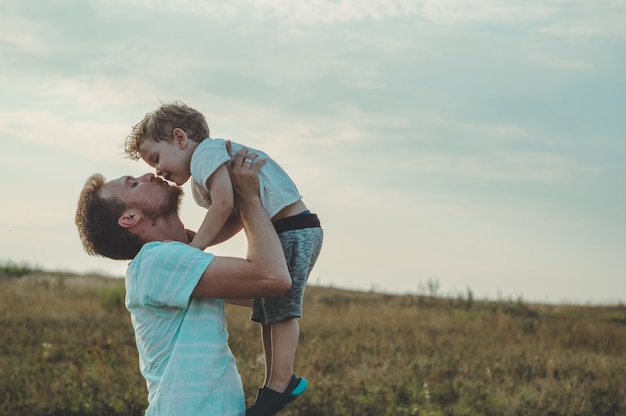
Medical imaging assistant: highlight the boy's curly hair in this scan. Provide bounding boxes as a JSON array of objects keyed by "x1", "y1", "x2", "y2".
[{"x1": 125, "y1": 101, "x2": 211, "y2": 160}]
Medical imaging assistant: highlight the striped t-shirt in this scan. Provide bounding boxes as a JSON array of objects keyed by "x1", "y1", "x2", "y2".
[{"x1": 125, "y1": 241, "x2": 245, "y2": 416}]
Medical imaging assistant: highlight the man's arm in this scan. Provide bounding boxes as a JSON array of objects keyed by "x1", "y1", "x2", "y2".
[
  {"x1": 224, "y1": 299, "x2": 252, "y2": 307},
  {"x1": 191, "y1": 148, "x2": 291, "y2": 299}
]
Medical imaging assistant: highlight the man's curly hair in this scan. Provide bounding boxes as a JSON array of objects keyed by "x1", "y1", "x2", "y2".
[{"x1": 125, "y1": 101, "x2": 211, "y2": 160}]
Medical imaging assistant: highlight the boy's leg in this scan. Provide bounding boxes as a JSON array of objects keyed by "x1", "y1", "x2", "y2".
[
  {"x1": 251, "y1": 300, "x2": 269, "y2": 405},
  {"x1": 247, "y1": 319, "x2": 305, "y2": 415},
  {"x1": 260, "y1": 226, "x2": 322, "y2": 392},
  {"x1": 250, "y1": 323, "x2": 272, "y2": 406},
  {"x1": 261, "y1": 323, "x2": 273, "y2": 386},
  {"x1": 248, "y1": 319, "x2": 302, "y2": 414},
  {"x1": 267, "y1": 318, "x2": 300, "y2": 393},
  {"x1": 247, "y1": 225, "x2": 322, "y2": 414}
]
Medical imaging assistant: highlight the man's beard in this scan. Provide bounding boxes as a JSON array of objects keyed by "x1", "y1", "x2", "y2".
[{"x1": 142, "y1": 185, "x2": 184, "y2": 224}]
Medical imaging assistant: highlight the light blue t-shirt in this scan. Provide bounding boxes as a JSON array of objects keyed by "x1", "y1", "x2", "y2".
[
  {"x1": 190, "y1": 138, "x2": 302, "y2": 218},
  {"x1": 125, "y1": 241, "x2": 245, "y2": 416}
]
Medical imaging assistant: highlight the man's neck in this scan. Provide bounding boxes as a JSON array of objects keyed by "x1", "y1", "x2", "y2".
[{"x1": 141, "y1": 214, "x2": 188, "y2": 244}]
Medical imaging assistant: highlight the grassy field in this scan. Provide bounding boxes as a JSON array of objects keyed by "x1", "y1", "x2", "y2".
[{"x1": 1, "y1": 265, "x2": 625, "y2": 416}]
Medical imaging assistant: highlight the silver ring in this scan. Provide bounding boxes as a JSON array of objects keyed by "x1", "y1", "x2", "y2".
[{"x1": 244, "y1": 157, "x2": 254, "y2": 164}]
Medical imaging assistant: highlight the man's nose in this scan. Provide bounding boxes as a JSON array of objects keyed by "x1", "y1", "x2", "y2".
[{"x1": 138, "y1": 173, "x2": 155, "y2": 182}]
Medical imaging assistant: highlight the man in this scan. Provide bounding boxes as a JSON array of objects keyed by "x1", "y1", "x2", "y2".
[{"x1": 75, "y1": 147, "x2": 291, "y2": 415}]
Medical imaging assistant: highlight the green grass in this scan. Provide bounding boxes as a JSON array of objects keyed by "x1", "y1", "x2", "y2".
[
  {"x1": 1, "y1": 267, "x2": 625, "y2": 416},
  {"x1": 0, "y1": 261, "x2": 43, "y2": 279}
]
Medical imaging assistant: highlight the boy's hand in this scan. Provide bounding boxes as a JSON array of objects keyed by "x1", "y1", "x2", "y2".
[
  {"x1": 229, "y1": 147, "x2": 266, "y2": 204},
  {"x1": 184, "y1": 229, "x2": 197, "y2": 243}
]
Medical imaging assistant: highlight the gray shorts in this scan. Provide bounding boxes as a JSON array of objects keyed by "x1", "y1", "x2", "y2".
[{"x1": 251, "y1": 214, "x2": 323, "y2": 325}]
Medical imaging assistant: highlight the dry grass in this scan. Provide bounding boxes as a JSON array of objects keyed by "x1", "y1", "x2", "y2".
[{"x1": 1, "y1": 269, "x2": 625, "y2": 416}]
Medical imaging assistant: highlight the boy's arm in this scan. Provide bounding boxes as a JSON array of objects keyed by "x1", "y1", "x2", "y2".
[
  {"x1": 184, "y1": 214, "x2": 242, "y2": 246},
  {"x1": 192, "y1": 148, "x2": 291, "y2": 299},
  {"x1": 189, "y1": 164, "x2": 235, "y2": 249},
  {"x1": 207, "y1": 212, "x2": 243, "y2": 246}
]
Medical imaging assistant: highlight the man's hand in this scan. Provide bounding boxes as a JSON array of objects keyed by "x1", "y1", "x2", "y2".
[{"x1": 229, "y1": 145, "x2": 266, "y2": 205}]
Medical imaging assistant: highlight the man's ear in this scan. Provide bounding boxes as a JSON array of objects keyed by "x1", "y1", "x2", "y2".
[
  {"x1": 118, "y1": 209, "x2": 142, "y2": 229},
  {"x1": 172, "y1": 128, "x2": 188, "y2": 149}
]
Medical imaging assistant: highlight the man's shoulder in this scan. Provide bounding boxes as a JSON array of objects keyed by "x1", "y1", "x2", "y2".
[
  {"x1": 127, "y1": 242, "x2": 214, "y2": 295},
  {"x1": 143, "y1": 241, "x2": 214, "y2": 259},
  {"x1": 137, "y1": 240, "x2": 187, "y2": 256},
  {"x1": 131, "y1": 241, "x2": 204, "y2": 269}
]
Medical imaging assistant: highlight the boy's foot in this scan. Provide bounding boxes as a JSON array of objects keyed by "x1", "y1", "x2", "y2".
[{"x1": 246, "y1": 375, "x2": 308, "y2": 416}]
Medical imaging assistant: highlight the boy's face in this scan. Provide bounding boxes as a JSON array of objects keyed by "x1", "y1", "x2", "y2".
[{"x1": 139, "y1": 135, "x2": 193, "y2": 186}]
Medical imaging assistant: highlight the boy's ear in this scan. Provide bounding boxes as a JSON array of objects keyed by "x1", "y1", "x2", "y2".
[
  {"x1": 172, "y1": 128, "x2": 188, "y2": 149},
  {"x1": 118, "y1": 209, "x2": 142, "y2": 229}
]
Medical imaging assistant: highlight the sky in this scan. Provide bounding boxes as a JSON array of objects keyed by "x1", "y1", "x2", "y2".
[{"x1": 1, "y1": 0, "x2": 624, "y2": 304}]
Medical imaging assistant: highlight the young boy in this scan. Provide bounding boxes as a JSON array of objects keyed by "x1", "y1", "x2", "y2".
[{"x1": 125, "y1": 101, "x2": 323, "y2": 415}]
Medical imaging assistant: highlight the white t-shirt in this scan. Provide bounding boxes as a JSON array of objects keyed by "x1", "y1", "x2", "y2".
[
  {"x1": 125, "y1": 241, "x2": 245, "y2": 416},
  {"x1": 190, "y1": 138, "x2": 302, "y2": 218}
]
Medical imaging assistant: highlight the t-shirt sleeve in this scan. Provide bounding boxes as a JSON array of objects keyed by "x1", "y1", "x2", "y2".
[
  {"x1": 131, "y1": 241, "x2": 215, "y2": 309},
  {"x1": 190, "y1": 138, "x2": 231, "y2": 192}
]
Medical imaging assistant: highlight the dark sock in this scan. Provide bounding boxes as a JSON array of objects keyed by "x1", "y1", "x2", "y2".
[{"x1": 253, "y1": 387, "x2": 264, "y2": 405}]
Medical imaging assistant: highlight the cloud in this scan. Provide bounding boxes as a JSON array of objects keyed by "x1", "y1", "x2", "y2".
[
  {"x1": 400, "y1": 151, "x2": 581, "y2": 184},
  {"x1": 0, "y1": 108, "x2": 128, "y2": 162},
  {"x1": 421, "y1": 0, "x2": 626, "y2": 41},
  {"x1": 39, "y1": 76, "x2": 161, "y2": 109},
  {"x1": 121, "y1": 0, "x2": 621, "y2": 42},
  {"x1": 528, "y1": 53, "x2": 594, "y2": 72},
  {"x1": 0, "y1": 14, "x2": 49, "y2": 54},
  {"x1": 118, "y1": 0, "x2": 420, "y2": 25},
  {"x1": 537, "y1": 4, "x2": 626, "y2": 39},
  {"x1": 420, "y1": 0, "x2": 555, "y2": 25}
]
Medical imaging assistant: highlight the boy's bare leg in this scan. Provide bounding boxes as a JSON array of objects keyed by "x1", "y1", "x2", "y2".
[
  {"x1": 261, "y1": 323, "x2": 273, "y2": 386},
  {"x1": 247, "y1": 319, "x2": 306, "y2": 415},
  {"x1": 267, "y1": 318, "x2": 299, "y2": 393}
]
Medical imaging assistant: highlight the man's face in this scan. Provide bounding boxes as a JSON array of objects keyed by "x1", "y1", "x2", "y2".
[{"x1": 101, "y1": 173, "x2": 183, "y2": 219}]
